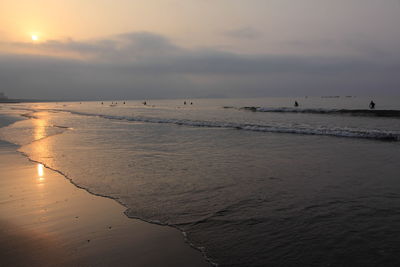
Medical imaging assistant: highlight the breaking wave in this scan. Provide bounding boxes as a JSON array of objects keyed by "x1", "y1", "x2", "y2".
[
  {"x1": 57, "y1": 109, "x2": 400, "y2": 141},
  {"x1": 237, "y1": 106, "x2": 400, "y2": 117}
]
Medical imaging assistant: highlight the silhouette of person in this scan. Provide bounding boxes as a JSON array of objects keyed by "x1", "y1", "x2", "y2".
[
  {"x1": 143, "y1": 101, "x2": 147, "y2": 105},
  {"x1": 294, "y1": 101, "x2": 299, "y2": 107},
  {"x1": 190, "y1": 102, "x2": 193, "y2": 105},
  {"x1": 184, "y1": 101, "x2": 187, "y2": 105},
  {"x1": 369, "y1": 101, "x2": 375, "y2": 109}
]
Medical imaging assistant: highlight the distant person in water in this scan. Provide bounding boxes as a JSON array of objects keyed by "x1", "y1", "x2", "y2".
[
  {"x1": 369, "y1": 101, "x2": 375, "y2": 109},
  {"x1": 294, "y1": 101, "x2": 299, "y2": 107},
  {"x1": 184, "y1": 101, "x2": 187, "y2": 105},
  {"x1": 143, "y1": 101, "x2": 147, "y2": 105},
  {"x1": 190, "y1": 102, "x2": 193, "y2": 105}
]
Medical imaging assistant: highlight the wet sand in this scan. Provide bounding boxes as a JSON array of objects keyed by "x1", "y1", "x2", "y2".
[{"x1": 0, "y1": 141, "x2": 210, "y2": 267}]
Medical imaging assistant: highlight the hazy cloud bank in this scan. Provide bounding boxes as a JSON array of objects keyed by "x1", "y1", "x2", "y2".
[{"x1": 1, "y1": 32, "x2": 399, "y2": 100}]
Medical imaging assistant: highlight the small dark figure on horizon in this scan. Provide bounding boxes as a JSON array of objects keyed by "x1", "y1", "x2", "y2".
[
  {"x1": 369, "y1": 101, "x2": 375, "y2": 109},
  {"x1": 143, "y1": 101, "x2": 147, "y2": 105},
  {"x1": 190, "y1": 102, "x2": 193, "y2": 105},
  {"x1": 123, "y1": 101, "x2": 125, "y2": 104},
  {"x1": 184, "y1": 101, "x2": 187, "y2": 105},
  {"x1": 294, "y1": 101, "x2": 299, "y2": 107},
  {"x1": 101, "y1": 102, "x2": 103, "y2": 105}
]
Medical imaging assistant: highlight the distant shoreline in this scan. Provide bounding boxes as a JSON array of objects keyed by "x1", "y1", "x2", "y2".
[
  {"x1": 0, "y1": 99, "x2": 55, "y2": 103},
  {"x1": 0, "y1": 100, "x2": 20, "y2": 103}
]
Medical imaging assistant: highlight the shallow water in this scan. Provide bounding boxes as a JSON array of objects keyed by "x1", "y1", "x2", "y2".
[{"x1": 1, "y1": 97, "x2": 400, "y2": 266}]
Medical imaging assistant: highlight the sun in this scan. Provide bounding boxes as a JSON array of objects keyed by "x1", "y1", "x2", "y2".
[{"x1": 31, "y1": 35, "x2": 39, "y2": 41}]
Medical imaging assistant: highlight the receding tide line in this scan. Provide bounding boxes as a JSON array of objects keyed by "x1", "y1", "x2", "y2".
[
  {"x1": 16, "y1": 150, "x2": 217, "y2": 266},
  {"x1": 56, "y1": 109, "x2": 400, "y2": 142},
  {"x1": 3, "y1": 111, "x2": 217, "y2": 267}
]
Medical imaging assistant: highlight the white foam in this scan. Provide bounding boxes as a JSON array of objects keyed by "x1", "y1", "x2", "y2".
[{"x1": 58, "y1": 110, "x2": 400, "y2": 141}]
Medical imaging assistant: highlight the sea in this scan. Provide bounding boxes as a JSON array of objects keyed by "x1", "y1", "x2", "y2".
[{"x1": 1, "y1": 96, "x2": 400, "y2": 267}]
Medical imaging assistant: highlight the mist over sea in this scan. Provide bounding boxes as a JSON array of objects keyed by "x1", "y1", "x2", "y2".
[{"x1": 1, "y1": 97, "x2": 400, "y2": 266}]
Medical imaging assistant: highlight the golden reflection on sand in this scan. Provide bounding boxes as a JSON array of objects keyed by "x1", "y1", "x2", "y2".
[
  {"x1": 37, "y1": 163, "x2": 45, "y2": 185},
  {"x1": 38, "y1": 163, "x2": 44, "y2": 177}
]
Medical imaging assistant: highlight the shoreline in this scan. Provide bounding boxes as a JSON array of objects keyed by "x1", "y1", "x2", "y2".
[
  {"x1": 18, "y1": 149, "x2": 216, "y2": 266},
  {"x1": 0, "y1": 140, "x2": 211, "y2": 266}
]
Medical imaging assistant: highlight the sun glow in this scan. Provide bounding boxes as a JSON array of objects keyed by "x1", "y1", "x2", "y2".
[{"x1": 31, "y1": 35, "x2": 39, "y2": 41}]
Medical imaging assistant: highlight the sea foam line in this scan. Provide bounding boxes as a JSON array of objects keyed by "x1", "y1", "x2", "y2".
[
  {"x1": 56, "y1": 109, "x2": 400, "y2": 141},
  {"x1": 237, "y1": 106, "x2": 400, "y2": 117}
]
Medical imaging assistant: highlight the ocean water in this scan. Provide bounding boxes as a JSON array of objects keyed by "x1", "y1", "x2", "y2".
[{"x1": 1, "y1": 97, "x2": 400, "y2": 266}]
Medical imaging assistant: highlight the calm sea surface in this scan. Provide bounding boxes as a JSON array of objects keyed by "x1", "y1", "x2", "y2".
[{"x1": 1, "y1": 97, "x2": 400, "y2": 266}]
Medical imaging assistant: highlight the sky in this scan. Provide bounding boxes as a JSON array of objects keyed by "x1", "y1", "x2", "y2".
[{"x1": 1, "y1": 0, "x2": 400, "y2": 100}]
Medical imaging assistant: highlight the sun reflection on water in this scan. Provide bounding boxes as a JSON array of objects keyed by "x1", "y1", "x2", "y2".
[
  {"x1": 31, "y1": 112, "x2": 52, "y2": 174},
  {"x1": 34, "y1": 117, "x2": 47, "y2": 141}
]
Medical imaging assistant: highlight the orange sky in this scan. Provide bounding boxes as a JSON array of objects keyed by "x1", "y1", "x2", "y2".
[
  {"x1": 2, "y1": 0, "x2": 400, "y2": 56},
  {"x1": 1, "y1": 0, "x2": 261, "y2": 46}
]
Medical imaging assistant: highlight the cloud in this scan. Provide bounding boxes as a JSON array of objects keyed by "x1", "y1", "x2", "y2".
[
  {"x1": 224, "y1": 27, "x2": 261, "y2": 39},
  {"x1": 0, "y1": 32, "x2": 399, "y2": 100}
]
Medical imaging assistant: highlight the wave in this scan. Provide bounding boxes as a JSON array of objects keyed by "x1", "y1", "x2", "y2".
[
  {"x1": 21, "y1": 112, "x2": 39, "y2": 120},
  {"x1": 2, "y1": 108, "x2": 218, "y2": 267},
  {"x1": 55, "y1": 109, "x2": 399, "y2": 141},
  {"x1": 0, "y1": 111, "x2": 71, "y2": 146},
  {"x1": 238, "y1": 107, "x2": 400, "y2": 117}
]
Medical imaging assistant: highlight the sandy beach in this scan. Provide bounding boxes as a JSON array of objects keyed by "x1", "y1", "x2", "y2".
[{"x1": 0, "y1": 140, "x2": 210, "y2": 267}]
